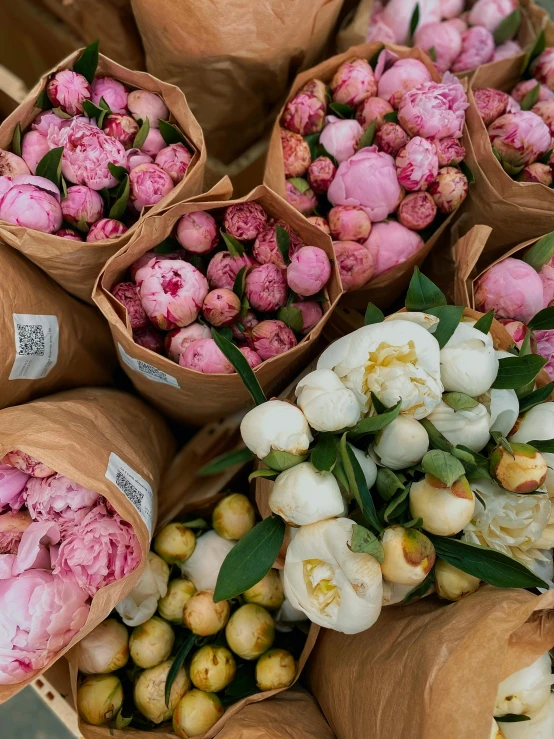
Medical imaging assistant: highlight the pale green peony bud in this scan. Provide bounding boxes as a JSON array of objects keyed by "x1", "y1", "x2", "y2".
[
  {"x1": 129, "y1": 616, "x2": 174, "y2": 668},
  {"x1": 243, "y1": 569, "x2": 285, "y2": 610},
  {"x1": 153, "y1": 523, "x2": 196, "y2": 564},
  {"x1": 225, "y1": 604, "x2": 275, "y2": 660},
  {"x1": 77, "y1": 674, "x2": 123, "y2": 726},
  {"x1": 172, "y1": 689, "x2": 224, "y2": 738},
  {"x1": 255, "y1": 648, "x2": 296, "y2": 691},
  {"x1": 212, "y1": 493, "x2": 256, "y2": 540},
  {"x1": 133, "y1": 659, "x2": 189, "y2": 724},
  {"x1": 189, "y1": 645, "x2": 236, "y2": 692},
  {"x1": 158, "y1": 578, "x2": 196, "y2": 623},
  {"x1": 183, "y1": 590, "x2": 230, "y2": 636}
]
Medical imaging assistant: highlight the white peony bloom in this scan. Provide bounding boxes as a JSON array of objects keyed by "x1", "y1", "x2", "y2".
[
  {"x1": 295, "y1": 369, "x2": 361, "y2": 432},
  {"x1": 240, "y1": 400, "x2": 312, "y2": 460},
  {"x1": 274, "y1": 571, "x2": 309, "y2": 632},
  {"x1": 181, "y1": 530, "x2": 235, "y2": 591},
  {"x1": 283, "y1": 517, "x2": 383, "y2": 633},
  {"x1": 317, "y1": 321, "x2": 443, "y2": 419},
  {"x1": 510, "y1": 403, "x2": 554, "y2": 497},
  {"x1": 500, "y1": 695, "x2": 554, "y2": 739},
  {"x1": 427, "y1": 399, "x2": 491, "y2": 453},
  {"x1": 269, "y1": 462, "x2": 346, "y2": 526},
  {"x1": 116, "y1": 552, "x2": 169, "y2": 627},
  {"x1": 495, "y1": 653, "x2": 554, "y2": 719},
  {"x1": 440, "y1": 323, "x2": 499, "y2": 396},
  {"x1": 349, "y1": 444, "x2": 377, "y2": 490},
  {"x1": 372, "y1": 415, "x2": 429, "y2": 470},
  {"x1": 479, "y1": 389, "x2": 519, "y2": 437},
  {"x1": 384, "y1": 311, "x2": 439, "y2": 332}
]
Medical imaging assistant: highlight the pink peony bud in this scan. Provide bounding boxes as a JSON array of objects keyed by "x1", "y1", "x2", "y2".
[
  {"x1": 239, "y1": 346, "x2": 262, "y2": 368},
  {"x1": 245, "y1": 263, "x2": 288, "y2": 311},
  {"x1": 31, "y1": 111, "x2": 66, "y2": 137},
  {"x1": 474, "y1": 257, "x2": 545, "y2": 323},
  {"x1": 307, "y1": 156, "x2": 336, "y2": 194},
  {"x1": 0, "y1": 184, "x2": 62, "y2": 233},
  {"x1": 468, "y1": 0, "x2": 518, "y2": 33},
  {"x1": 306, "y1": 216, "x2": 331, "y2": 234},
  {"x1": 333, "y1": 240, "x2": 374, "y2": 291},
  {"x1": 399, "y1": 77, "x2": 469, "y2": 139},
  {"x1": 538, "y1": 257, "x2": 554, "y2": 308},
  {"x1": 154, "y1": 143, "x2": 192, "y2": 184},
  {"x1": 253, "y1": 226, "x2": 289, "y2": 269},
  {"x1": 137, "y1": 258, "x2": 209, "y2": 329},
  {"x1": 488, "y1": 112, "x2": 551, "y2": 171},
  {"x1": 165, "y1": 323, "x2": 212, "y2": 361},
  {"x1": 0, "y1": 510, "x2": 32, "y2": 554},
  {"x1": 286, "y1": 245, "x2": 331, "y2": 297},
  {"x1": 474, "y1": 88, "x2": 509, "y2": 127},
  {"x1": 493, "y1": 40, "x2": 522, "y2": 62},
  {"x1": 377, "y1": 59, "x2": 433, "y2": 109},
  {"x1": 532, "y1": 100, "x2": 554, "y2": 135},
  {"x1": 179, "y1": 338, "x2": 235, "y2": 374},
  {"x1": 300, "y1": 79, "x2": 327, "y2": 105},
  {"x1": 2, "y1": 451, "x2": 54, "y2": 478},
  {"x1": 55, "y1": 228, "x2": 82, "y2": 241},
  {"x1": 451, "y1": 26, "x2": 495, "y2": 73},
  {"x1": 382, "y1": 0, "x2": 441, "y2": 45},
  {"x1": 0, "y1": 150, "x2": 30, "y2": 178},
  {"x1": 328, "y1": 146, "x2": 401, "y2": 222},
  {"x1": 25, "y1": 475, "x2": 99, "y2": 535},
  {"x1": 281, "y1": 92, "x2": 326, "y2": 135},
  {"x1": 126, "y1": 147, "x2": 152, "y2": 170},
  {"x1": 330, "y1": 59, "x2": 377, "y2": 107},
  {"x1": 396, "y1": 137, "x2": 439, "y2": 192},
  {"x1": 207, "y1": 251, "x2": 253, "y2": 289},
  {"x1": 507, "y1": 95, "x2": 522, "y2": 114},
  {"x1": 291, "y1": 300, "x2": 323, "y2": 334},
  {"x1": 46, "y1": 70, "x2": 91, "y2": 115},
  {"x1": 61, "y1": 185, "x2": 104, "y2": 229},
  {"x1": 355, "y1": 97, "x2": 394, "y2": 133},
  {"x1": 11, "y1": 174, "x2": 60, "y2": 201},
  {"x1": 127, "y1": 90, "x2": 169, "y2": 128},
  {"x1": 102, "y1": 114, "x2": 139, "y2": 149},
  {"x1": 177, "y1": 210, "x2": 218, "y2": 254},
  {"x1": 86, "y1": 218, "x2": 128, "y2": 242},
  {"x1": 399, "y1": 192, "x2": 438, "y2": 234},
  {"x1": 319, "y1": 116, "x2": 363, "y2": 164},
  {"x1": 285, "y1": 179, "x2": 318, "y2": 215},
  {"x1": 202, "y1": 288, "x2": 241, "y2": 327},
  {"x1": 0, "y1": 463, "x2": 30, "y2": 512},
  {"x1": 231, "y1": 310, "x2": 259, "y2": 342},
  {"x1": 428, "y1": 166, "x2": 469, "y2": 213},
  {"x1": 140, "y1": 128, "x2": 166, "y2": 158},
  {"x1": 439, "y1": 0, "x2": 465, "y2": 18},
  {"x1": 250, "y1": 320, "x2": 297, "y2": 360},
  {"x1": 281, "y1": 129, "x2": 312, "y2": 178},
  {"x1": 271, "y1": 220, "x2": 305, "y2": 255},
  {"x1": 21, "y1": 132, "x2": 50, "y2": 175},
  {"x1": 434, "y1": 137, "x2": 466, "y2": 167},
  {"x1": 517, "y1": 162, "x2": 553, "y2": 185},
  {"x1": 133, "y1": 325, "x2": 164, "y2": 353},
  {"x1": 499, "y1": 318, "x2": 527, "y2": 348},
  {"x1": 414, "y1": 21, "x2": 463, "y2": 73},
  {"x1": 129, "y1": 163, "x2": 174, "y2": 212},
  {"x1": 364, "y1": 220, "x2": 424, "y2": 277},
  {"x1": 511, "y1": 80, "x2": 554, "y2": 104},
  {"x1": 533, "y1": 330, "x2": 554, "y2": 380},
  {"x1": 374, "y1": 122, "x2": 409, "y2": 157},
  {"x1": 531, "y1": 49, "x2": 554, "y2": 92},
  {"x1": 223, "y1": 202, "x2": 268, "y2": 241},
  {"x1": 111, "y1": 281, "x2": 149, "y2": 329},
  {"x1": 0, "y1": 176, "x2": 11, "y2": 200},
  {"x1": 91, "y1": 77, "x2": 128, "y2": 114},
  {"x1": 366, "y1": 13, "x2": 397, "y2": 44},
  {"x1": 328, "y1": 205, "x2": 372, "y2": 243}
]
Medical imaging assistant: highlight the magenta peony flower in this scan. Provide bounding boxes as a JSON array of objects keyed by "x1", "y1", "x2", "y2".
[
  {"x1": 439, "y1": 0, "x2": 464, "y2": 18},
  {"x1": 137, "y1": 258, "x2": 209, "y2": 330},
  {"x1": 24, "y1": 475, "x2": 99, "y2": 535},
  {"x1": 47, "y1": 70, "x2": 91, "y2": 115},
  {"x1": 434, "y1": 137, "x2": 466, "y2": 167},
  {"x1": 307, "y1": 156, "x2": 336, "y2": 194},
  {"x1": 207, "y1": 251, "x2": 254, "y2": 289},
  {"x1": 231, "y1": 310, "x2": 259, "y2": 342},
  {"x1": 165, "y1": 323, "x2": 211, "y2": 362},
  {"x1": 250, "y1": 320, "x2": 297, "y2": 360},
  {"x1": 377, "y1": 59, "x2": 433, "y2": 109},
  {"x1": 396, "y1": 137, "x2": 439, "y2": 192},
  {"x1": 531, "y1": 49, "x2": 554, "y2": 92},
  {"x1": 21, "y1": 131, "x2": 50, "y2": 175},
  {"x1": 382, "y1": 0, "x2": 441, "y2": 44},
  {"x1": 398, "y1": 76, "x2": 468, "y2": 139},
  {"x1": 534, "y1": 330, "x2": 554, "y2": 380},
  {"x1": 281, "y1": 92, "x2": 326, "y2": 136},
  {"x1": 223, "y1": 202, "x2": 268, "y2": 241},
  {"x1": 474, "y1": 88, "x2": 510, "y2": 127},
  {"x1": 111, "y1": 281, "x2": 149, "y2": 329},
  {"x1": 0, "y1": 510, "x2": 32, "y2": 555},
  {"x1": 517, "y1": 162, "x2": 553, "y2": 185},
  {"x1": 245, "y1": 264, "x2": 288, "y2": 312},
  {"x1": 127, "y1": 90, "x2": 169, "y2": 128},
  {"x1": 127, "y1": 148, "x2": 152, "y2": 170},
  {"x1": 2, "y1": 451, "x2": 54, "y2": 479},
  {"x1": 375, "y1": 122, "x2": 409, "y2": 157},
  {"x1": 0, "y1": 464, "x2": 29, "y2": 513},
  {"x1": 488, "y1": 112, "x2": 551, "y2": 171},
  {"x1": 202, "y1": 288, "x2": 241, "y2": 327},
  {"x1": 291, "y1": 300, "x2": 323, "y2": 334},
  {"x1": 306, "y1": 216, "x2": 331, "y2": 234},
  {"x1": 414, "y1": 21, "x2": 463, "y2": 73},
  {"x1": 468, "y1": 0, "x2": 518, "y2": 32},
  {"x1": 55, "y1": 228, "x2": 82, "y2": 241},
  {"x1": 239, "y1": 346, "x2": 263, "y2": 368},
  {"x1": 328, "y1": 205, "x2": 372, "y2": 243},
  {"x1": 532, "y1": 100, "x2": 554, "y2": 135},
  {"x1": 511, "y1": 80, "x2": 554, "y2": 104},
  {"x1": 11, "y1": 174, "x2": 60, "y2": 201},
  {"x1": 285, "y1": 179, "x2": 317, "y2": 215},
  {"x1": 328, "y1": 146, "x2": 401, "y2": 222},
  {"x1": 319, "y1": 116, "x2": 363, "y2": 164},
  {"x1": 281, "y1": 129, "x2": 312, "y2": 178},
  {"x1": 133, "y1": 325, "x2": 164, "y2": 354},
  {"x1": 102, "y1": 114, "x2": 139, "y2": 149},
  {"x1": 330, "y1": 59, "x2": 377, "y2": 107},
  {"x1": 0, "y1": 184, "x2": 62, "y2": 233},
  {"x1": 428, "y1": 166, "x2": 469, "y2": 213},
  {"x1": 140, "y1": 128, "x2": 166, "y2": 158},
  {"x1": 179, "y1": 338, "x2": 235, "y2": 373},
  {"x1": 451, "y1": 26, "x2": 495, "y2": 73},
  {"x1": 333, "y1": 241, "x2": 374, "y2": 291},
  {"x1": 86, "y1": 218, "x2": 128, "y2": 242},
  {"x1": 61, "y1": 185, "x2": 104, "y2": 229},
  {"x1": 31, "y1": 111, "x2": 66, "y2": 137},
  {"x1": 499, "y1": 319, "x2": 527, "y2": 348},
  {"x1": 366, "y1": 13, "x2": 397, "y2": 44},
  {"x1": 0, "y1": 150, "x2": 30, "y2": 178},
  {"x1": 154, "y1": 143, "x2": 192, "y2": 184},
  {"x1": 129, "y1": 163, "x2": 173, "y2": 212},
  {"x1": 177, "y1": 210, "x2": 218, "y2": 254},
  {"x1": 364, "y1": 221, "x2": 424, "y2": 278},
  {"x1": 356, "y1": 96, "x2": 394, "y2": 131},
  {"x1": 474, "y1": 257, "x2": 545, "y2": 323},
  {"x1": 493, "y1": 40, "x2": 522, "y2": 62},
  {"x1": 91, "y1": 77, "x2": 128, "y2": 114},
  {"x1": 286, "y1": 246, "x2": 331, "y2": 297}
]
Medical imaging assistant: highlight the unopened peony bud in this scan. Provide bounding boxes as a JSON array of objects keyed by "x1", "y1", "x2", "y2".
[
  {"x1": 398, "y1": 191, "x2": 437, "y2": 230},
  {"x1": 380, "y1": 526, "x2": 435, "y2": 586},
  {"x1": 133, "y1": 325, "x2": 164, "y2": 353},
  {"x1": 239, "y1": 346, "x2": 263, "y2": 368},
  {"x1": 331, "y1": 59, "x2": 376, "y2": 106},
  {"x1": 493, "y1": 40, "x2": 522, "y2": 62},
  {"x1": 320, "y1": 116, "x2": 363, "y2": 164},
  {"x1": 285, "y1": 179, "x2": 317, "y2": 215},
  {"x1": 366, "y1": 12, "x2": 397, "y2": 44},
  {"x1": 474, "y1": 88, "x2": 509, "y2": 127},
  {"x1": 281, "y1": 92, "x2": 326, "y2": 135},
  {"x1": 531, "y1": 48, "x2": 554, "y2": 92},
  {"x1": 102, "y1": 113, "x2": 139, "y2": 149},
  {"x1": 127, "y1": 90, "x2": 169, "y2": 128},
  {"x1": 184, "y1": 590, "x2": 230, "y2": 636},
  {"x1": 180, "y1": 338, "x2": 235, "y2": 374},
  {"x1": 0, "y1": 176, "x2": 11, "y2": 200},
  {"x1": 231, "y1": 310, "x2": 259, "y2": 341},
  {"x1": 77, "y1": 675, "x2": 123, "y2": 726},
  {"x1": 91, "y1": 77, "x2": 128, "y2": 113},
  {"x1": 126, "y1": 147, "x2": 152, "y2": 169},
  {"x1": 286, "y1": 245, "x2": 331, "y2": 297},
  {"x1": 202, "y1": 288, "x2": 241, "y2": 327},
  {"x1": 0, "y1": 184, "x2": 62, "y2": 233},
  {"x1": 77, "y1": 619, "x2": 129, "y2": 675},
  {"x1": 56, "y1": 228, "x2": 82, "y2": 240},
  {"x1": 155, "y1": 143, "x2": 192, "y2": 184},
  {"x1": 328, "y1": 205, "x2": 371, "y2": 243},
  {"x1": 140, "y1": 127, "x2": 167, "y2": 157},
  {"x1": 378, "y1": 58, "x2": 433, "y2": 109},
  {"x1": 291, "y1": 300, "x2": 323, "y2": 334},
  {"x1": 306, "y1": 216, "x2": 331, "y2": 234},
  {"x1": 488, "y1": 112, "x2": 551, "y2": 171},
  {"x1": 240, "y1": 399, "x2": 312, "y2": 460},
  {"x1": 414, "y1": 20, "x2": 463, "y2": 73},
  {"x1": 428, "y1": 166, "x2": 469, "y2": 214},
  {"x1": 21, "y1": 131, "x2": 50, "y2": 175},
  {"x1": 517, "y1": 162, "x2": 553, "y2": 185},
  {"x1": 243, "y1": 569, "x2": 285, "y2": 610},
  {"x1": 86, "y1": 218, "x2": 128, "y2": 242},
  {"x1": 212, "y1": 493, "x2": 255, "y2": 540},
  {"x1": 281, "y1": 128, "x2": 311, "y2": 178},
  {"x1": 181, "y1": 530, "x2": 235, "y2": 592},
  {"x1": 435, "y1": 560, "x2": 480, "y2": 601},
  {"x1": 190, "y1": 645, "x2": 236, "y2": 692},
  {"x1": 112, "y1": 281, "x2": 148, "y2": 329},
  {"x1": 250, "y1": 320, "x2": 297, "y2": 360},
  {"x1": 61, "y1": 185, "x2": 104, "y2": 229},
  {"x1": 173, "y1": 691, "x2": 224, "y2": 738},
  {"x1": 468, "y1": 0, "x2": 518, "y2": 31},
  {"x1": 296, "y1": 368, "x2": 361, "y2": 432},
  {"x1": 334, "y1": 240, "x2": 374, "y2": 291},
  {"x1": 451, "y1": 26, "x2": 495, "y2": 73},
  {"x1": 269, "y1": 461, "x2": 346, "y2": 526},
  {"x1": 134, "y1": 660, "x2": 189, "y2": 724},
  {"x1": 245, "y1": 264, "x2": 288, "y2": 311},
  {"x1": 224, "y1": 202, "x2": 268, "y2": 241},
  {"x1": 256, "y1": 649, "x2": 296, "y2": 691},
  {"x1": 396, "y1": 137, "x2": 439, "y2": 192},
  {"x1": 154, "y1": 522, "x2": 196, "y2": 564},
  {"x1": 490, "y1": 442, "x2": 547, "y2": 493},
  {"x1": 373, "y1": 415, "x2": 430, "y2": 469},
  {"x1": 226, "y1": 604, "x2": 275, "y2": 660},
  {"x1": 475, "y1": 257, "x2": 545, "y2": 323},
  {"x1": 307, "y1": 156, "x2": 336, "y2": 194},
  {"x1": 410, "y1": 473, "x2": 475, "y2": 536},
  {"x1": 427, "y1": 400, "x2": 491, "y2": 453},
  {"x1": 47, "y1": 70, "x2": 91, "y2": 115},
  {"x1": 375, "y1": 122, "x2": 409, "y2": 156},
  {"x1": 176, "y1": 210, "x2": 218, "y2": 254},
  {"x1": 434, "y1": 137, "x2": 466, "y2": 167},
  {"x1": 356, "y1": 96, "x2": 393, "y2": 131},
  {"x1": 440, "y1": 322, "x2": 499, "y2": 396},
  {"x1": 512, "y1": 80, "x2": 554, "y2": 106},
  {"x1": 129, "y1": 163, "x2": 173, "y2": 212},
  {"x1": 0, "y1": 149, "x2": 30, "y2": 177},
  {"x1": 300, "y1": 78, "x2": 327, "y2": 105},
  {"x1": 165, "y1": 323, "x2": 211, "y2": 361},
  {"x1": 499, "y1": 319, "x2": 527, "y2": 349},
  {"x1": 532, "y1": 99, "x2": 554, "y2": 137},
  {"x1": 158, "y1": 578, "x2": 196, "y2": 623},
  {"x1": 129, "y1": 616, "x2": 174, "y2": 668}
]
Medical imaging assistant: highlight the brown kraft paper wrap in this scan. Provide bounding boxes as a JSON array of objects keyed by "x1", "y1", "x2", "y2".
[
  {"x1": 264, "y1": 42, "x2": 467, "y2": 312},
  {"x1": 93, "y1": 182, "x2": 343, "y2": 426},
  {"x1": 0, "y1": 50, "x2": 206, "y2": 303},
  {"x1": 0, "y1": 386, "x2": 175, "y2": 701},
  {"x1": 66, "y1": 422, "x2": 320, "y2": 739},
  {"x1": 0, "y1": 243, "x2": 116, "y2": 409}
]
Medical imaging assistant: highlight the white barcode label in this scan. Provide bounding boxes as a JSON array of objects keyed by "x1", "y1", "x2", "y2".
[
  {"x1": 105, "y1": 453, "x2": 154, "y2": 535},
  {"x1": 118, "y1": 343, "x2": 179, "y2": 388},
  {"x1": 10, "y1": 313, "x2": 59, "y2": 380}
]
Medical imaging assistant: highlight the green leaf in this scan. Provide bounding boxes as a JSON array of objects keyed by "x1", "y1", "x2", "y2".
[
  {"x1": 371, "y1": 392, "x2": 387, "y2": 414},
  {"x1": 496, "y1": 715, "x2": 531, "y2": 723},
  {"x1": 214, "y1": 516, "x2": 286, "y2": 601},
  {"x1": 420, "y1": 418, "x2": 453, "y2": 453},
  {"x1": 348, "y1": 524, "x2": 384, "y2": 563},
  {"x1": 75, "y1": 216, "x2": 88, "y2": 233},
  {"x1": 384, "y1": 485, "x2": 410, "y2": 522},
  {"x1": 376, "y1": 468, "x2": 405, "y2": 501},
  {"x1": 528, "y1": 439, "x2": 554, "y2": 453},
  {"x1": 493, "y1": 8, "x2": 521, "y2": 45},
  {"x1": 216, "y1": 326, "x2": 233, "y2": 342},
  {"x1": 73, "y1": 40, "x2": 99, "y2": 84},
  {"x1": 154, "y1": 236, "x2": 181, "y2": 254},
  {"x1": 248, "y1": 468, "x2": 279, "y2": 482},
  {"x1": 422, "y1": 450, "x2": 465, "y2": 486},
  {"x1": 196, "y1": 447, "x2": 254, "y2": 476},
  {"x1": 523, "y1": 231, "x2": 554, "y2": 272},
  {"x1": 288, "y1": 177, "x2": 311, "y2": 194},
  {"x1": 519, "y1": 382, "x2": 554, "y2": 412},
  {"x1": 492, "y1": 354, "x2": 547, "y2": 390},
  {"x1": 403, "y1": 517, "x2": 423, "y2": 529},
  {"x1": 262, "y1": 450, "x2": 307, "y2": 471},
  {"x1": 429, "y1": 536, "x2": 549, "y2": 589},
  {"x1": 522, "y1": 29, "x2": 546, "y2": 74},
  {"x1": 340, "y1": 433, "x2": 382, "y2": 532},
  {"x1": 520, "y1": 82, "x2": 541, "y2": 111},
  {"x1": 60, "y1": 177, "x2": 68, "y2": 199},
  {"x1": 35, "y1": 89, "x2": 52, "y2": 110},
  {"x1": 409, "y1": 2, "x2": 420, "y2": 39},
  {"x1": 233, "y1": 266, "x2": 246, "y2": 300},
  {"x1": 426, "y1": 305, "x2": 464, "y2": 348},
  {"x1": 98, "y1": 96, "x2": 111, "y2": 111},
  {"x1": 368, "y1": 44, "x2": 385, "y2": 70},
  {"x1": 277, "y1": 306, "x2": 303, "y2": 333},
  {"x1": 305, "y1": 133, "x2": 321, "y2": 161},
  {"x1": 275, "y1": 224, "x2": 291, "y2": 266},
  {"x1": 364, "y1": 303, "x2": 385, "y2": 325},
  {"x1": 133, "y1": 116, "x2": 150, "y2": 149},
  {"x1": 165, "y1": 632, "x2": 196, "y2": 707},
  {"x1": 11, "y1": 123, "x2": 21, "y2": 157},
  {"x1": 492, "y1": 431, "x2": 515, "y2": 457},
  {"x1": 384, "y1": 111, "x2": 398, "y2": 124},
  {"x1": 427, "y1": 46, "x2": 436, "y2": 62},
  {"x1": 473, "y1": 310, "x2": 494, "y2": 335},
  {"x1": 402, "y1": 568, "x2": 435, "y2": 605},
  {"x1": 473, "y1": 489, "x2": 487, "y2": 510},
  {"x1": 529, "y1": 307, "x2": 554, "y2": 331},
  {"x1": 211, "y1": 329, "x2": 266, "y2": 405},
  {"x1": 35, "y1": 147, "x2": 64, "y2": 188},
  {"x1": 108, "y1": 162, "x2": 127, "y2": 182},
  {"x1": 159, "y1": 119, "x2": 186, "y2": 146},
  {"x1": 52, "y1": 106, "x2": 72, "y2": 119},
  {"x1": 220, "y1": 230, "x2": 245, "y2": 257},
  {"x1": 443, "y1": 392, "x2": 478, "y2": 411},
  {"x1": 405, "y1": 267, "x2": 447, "y2": 312},
  {"x1": 329, "y1": 102, "x2": 354, "y2": 119},
  {"x1": 492, "y1": 146, "x2": 502, "y2": 163},
  {"x1": 82, "y1": 100, "x2": 109, "y2": 127},
  {"x1": 458, "y1": 160, "x2": 475, "y2": 185},
  {"x1": 311, "y1": 433, "x2": 337, "y2": 472},
  {"x1": 357, "y1": 120, "x2": 376, "y2": 151},
  {"x1": 347, "y1": 400, "x2": 402, "y2": 440},
  {"x1": 540, "y1": 148, "x2": 553, "y2": 165},
  {"x1": 108, "y1": 174, "x2": 129, "y2": 220}
]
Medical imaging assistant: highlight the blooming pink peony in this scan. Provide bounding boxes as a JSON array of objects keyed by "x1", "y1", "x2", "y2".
[
  {"x1": 281, "y1": 129, "x2": 312, "y2": 178},
  {"x1": 493, "y1": 40, "x2": 522, "y2": 62},
  {"x1": 511, "y1": 80, "x2": 554, "y2": 104},
  {"x1": 177, "y1": 210, "x2": 218, "y2": 254},
  {"x1": 250, "y1": 320, "x2": 297, "y2": 360},
  {"x1": 202, "y1": 288, "x2": 241, "y2": 327},
  {"x1": 328, "y1": 205, "x2": 372, "y2": 243},
  {"x1": 281, "y1": 92, "x2": 326, "y2": 136},
  {"x1": 231, "y1": 310, "x2": 259, "y2": 342},
  {"x1": 539, "y1": 257, "x2": 554, "y2": 306},
  {"x1": 488, "y1": 112, "x2": 551, "y2": 171},
  {"x1": 307, "y1": 216, "x2": 331, "y2": 234},
  {"x1": 133, "y1": 325, "x2": 164, "y2": 354},
  {"x1": 377, "y1": 59, "x2": 433, "y2": 109},
  {"x1": 414, "y1": 21, "x2": 463, "y2": 73},
  {"x1": 434, "y1": 137, "x2": 466, "y2": 167},
  {"x1": 0, "y1": 510, "x2": 32, "y2": 555},
  {"x1": 399, "y1": 76, "x2": 468, "y2": 139},
  {"x1": 439, "y1": 0, "x2": 464, "y2": 18},
  {"x1": 285, "y1": 180, "x2": 317, "y2": 215},
  {"x1": 330, "y1": 59, "x2": 377, "y2": 107},
  {"x1": 475, "y1": 257, "x2": 545, "y2": 323},
  {"x1": 474, "y1": 88, "x2": 509, "y2": 127},
  {"x1": 451, "y1": 26, "x2": 495, "y2": 73},
  {"x1": 55, "y1": 228, "x2": 82, "y2": 241},
  {"x1": 0, "y1": 176, "x2": 12, "y2": 200},
  {"x1": 11, "y1": 174, "x2": 60, "y2": 201},
  {"x1": 112, "y1": 281, "x2": 149, "y2": 329},
  {"x1": 286, "y1": 246, "x2": 331, "y2": 297},
  {"x1": 382, "y1": 0, "x2": 441, "y2": 44},
  {"x1": 165, "y1": 323, "x2": 211, "y2": 362},
  {"x1": 137, "y1": 258, "x2": 209, "y2": 330},
  {"x1": 0, "y1": 150, "x2": 30, "y2": 178},
  {"x1": 86, "y1": 218, "x2": 128, "y2": 242},
  {"x1": 129, "y1": 163, "x2": 173, "y2": 212},
  {"x1": 533, "y1": 331, "x2": 554, "y2": 379},
  {"x1": 2, "y1": 451, "x2": 54, "y2": 478},
  {"x1": 328, "y1": 146, "x2": 401, "y2": 222},
  {"x1": 0, "y1": 465, "x2": 29, "y2": 512},
  {"x1": 499, "y1": 319, "x2": 527, "y2": 348},
  {"x1": 239, "y1": 347, "x2": 263, "y2": 368},
  {"x1": 356, "y1": 97, "x2": 394, "y2": 132},
  {"x1": 428, "y1": 166, "x2": 469, "y2": 213},
  {"x1": 102, "y1": 114, "x2": 139, "y2": 149},
  {"x1": 0, "y1": 184, "x2": 62, "y2": 233},
  {"x1": 21, "y1": 131, "x2": 50, "y2": 175},
  {"x1": 61, "y1": 185, "x2": 104, "y2": 229},
  {"x1": 364, "y1": 221, "x2": 424, "y2": 278},
  {"x1": 47, "y1": 70, "x2": 91, "y2": 115},
  {"x1": 31, "y1": 111, "x2": 66, "y2": 137},
  {"x1": 531, "y1": 49, "x2": 554, "y2": 92},
  {"x1": 127, "y1": 90, "x2": 169, "y2": 128},
  {"x1": 245, "y1": 264, "x2": 288, "y2": 312},
  {"x1": 127, "y1": 148, "x2": 152, "y2": 170},
  {"x1": 24, "y1": 475, "x2": 99, "y2": 535},
  {"x1": 91, "y1": 76, "x2": 128, "y2": 113},
  {"x1": 179, "y1": 338, "x2": 235, "y2": 374},
  {"x1": 532, "y1": 100, "x2": 554, "y2": 135},
  {"x1": 396, "y1": 137, "x2": 439, "y2": 192},
  {"x1": 517, "y1": 162, "x2": 553, "y2": 185},
  {"x1": 291, "y1": 300, "x2": 323, "y2": 334},
  {"x1": 207, "y1": 251, "x2": 254, "y2": 289},
  {"x1": 140, "y1": 128, "x2": 166, "y2": 158},
  {"x1": 375, "y1": 122, "x2": 409, "y2": 157},
  {"x1": 307, "y1": 156, "x2": 336, "y2": 194},
  {"x1": 468, "y1": 0, "x2": 518, "y2": 32},
  {"x1": 333, "y1": 241, "x2": 374, "y2": 291},
  {"x1": 224, "y1": 202, "x2": 268, "y2": 241},
  {"x1": 320, "y1": 116, "x2": 363, "y2": 164},
  {"x1": 366, "y1": 13, "x2": 397, "y2": 44},
  {"x1": 398, "y1": 191, "x2": 437, "y2": 231},
  {"x1": 155, "y1": 143, "x2": 192, "y2": 184}
]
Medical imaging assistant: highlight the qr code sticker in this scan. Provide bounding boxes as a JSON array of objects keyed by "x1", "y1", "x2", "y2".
[
  {"x1": 118, "y1": 344, "x2": 179, "y2": 388},
  {"x1": 115, "y1": 470, "x2": 143, "y2": 508},
  {"x1": 10, "y1": 314, "x2": 59, "y2": 381},
  {"x1": 16, "y1": 324, "x2": 45, "y2": 356},
  {"x1": 106, "y1": 452, "x2": 154, "y2": 535}
]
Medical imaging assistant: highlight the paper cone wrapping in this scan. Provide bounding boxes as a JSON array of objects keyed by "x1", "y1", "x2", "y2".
[
  {"x1": 0, "y1": 243, "x2": 116, "y2": 409},
  {"x1": 93, "y1": 181, "x2": 343, "y2": 426},
  {"x1": 307, "y1": 587, "x2": 554, "y2": 739},
  {"x1": 130, "y1": 0, "x2": 344, "y2": 164},
  {"x1": 0, "y1": 387, "x2": 175, "y2": 701},
  {"x1": 0, "y1": 50, "x2": 206, "y2": 303},
  {"x1": 263, "y1": 41, "x2": 466, "y2": 311}
]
